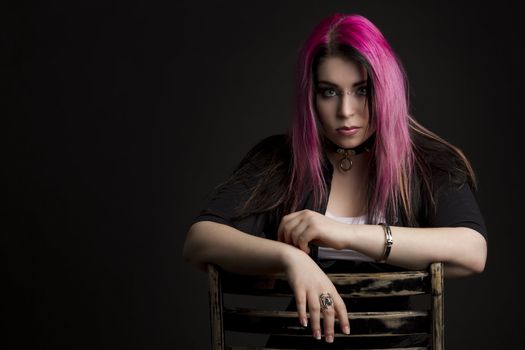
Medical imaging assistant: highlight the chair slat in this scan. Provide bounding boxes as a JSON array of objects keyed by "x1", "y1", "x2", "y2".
[
  {"x1": 221, "y1": 271, "x2": 429, "y2": 298},
  {"x1": 224, "y1": 307, "x2": 429, "y2": 336},
  {"x1": 227, "y1": 347, "x2": 428, "y2": 350}
]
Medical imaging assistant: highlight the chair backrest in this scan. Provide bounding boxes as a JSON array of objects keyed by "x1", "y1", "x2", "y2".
[{"x1": 208, "y1": 262, "x2": 443, "y2": 350}]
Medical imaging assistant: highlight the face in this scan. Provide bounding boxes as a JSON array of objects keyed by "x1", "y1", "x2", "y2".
[{"x1": 314, "y1": 56, "x2": 374, "y2": 150}]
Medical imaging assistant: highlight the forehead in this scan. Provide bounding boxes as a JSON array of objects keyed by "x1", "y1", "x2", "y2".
[{"x1": 316, "y1": 56, "x2": 367, "y2": 86}]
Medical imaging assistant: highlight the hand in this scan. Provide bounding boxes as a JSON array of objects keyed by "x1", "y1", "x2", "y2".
[
  {"x1": 278, "y1": 209, "x2": 350, "y2": 253},
  {"x1": 284, "y1": 248, "x2": 350, "y2": 342}
]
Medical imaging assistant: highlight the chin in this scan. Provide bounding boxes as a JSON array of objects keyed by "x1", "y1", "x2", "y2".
[{"x1": 331, "y1": 135, "x2": 367, "y2": 149}]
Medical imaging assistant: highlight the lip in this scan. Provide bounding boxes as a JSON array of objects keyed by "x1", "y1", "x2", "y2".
[{"x1": 336, "y1": 126, "x2": 361, "y2": 136}]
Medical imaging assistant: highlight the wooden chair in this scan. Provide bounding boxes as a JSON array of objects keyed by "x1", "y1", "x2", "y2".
[{"x1": 208, "y1": 262, "x2": 444, "y2": 350}]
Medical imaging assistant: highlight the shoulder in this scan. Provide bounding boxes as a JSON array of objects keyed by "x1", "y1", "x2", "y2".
[
  {"x1": 411, "y1": 131, "x2": 472, "y2": 191},
  {"x1": 224, "y1": 134, "x2": 292, "y2": 224},
  {"x1": 236, "y1": 134, "x2": 291, "y2": 171},
  {"x1": 427, "y1": 176, "x2": 487, "y2": 238}
]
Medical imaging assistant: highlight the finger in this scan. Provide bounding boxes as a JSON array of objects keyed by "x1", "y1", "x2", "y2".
[
  {"x1": 322, "y1": 303, "x2": 335, "y2": 343},
  {"x1": 281, "y1": 216, "x2": 304, "y2": 245},
  {"x1": 291, "y1": 222, "x2": 310, "y2": 249},
  {"x1": 277, "y1": 216, "x2": 287, "y2": 242},
  {"x1": 295, "y1": 291, "x2": 308, "y2": 328},
  {"x1": 308, "y1": 293, "x2": 322, "y2": 341},
  {"x1": 295, "y1": 227, "x2": 312, "y2": 254},
  {"x1": 300, "y1": 240, "x2": 311, "y2": 255},
  {"x1": 277, "y1": 213, "x2": 296, "y2": 242},
  {"x1": 277, "y1": 214, "x2": 294, "y2": 242},
  {"x1": 278, "y1": 211, "x2": 303, "y2": 236},
  {"x1": 334, "y1": 295, "x2": 350, "y2": 335}
]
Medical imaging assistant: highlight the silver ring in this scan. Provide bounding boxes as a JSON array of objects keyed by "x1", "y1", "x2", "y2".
[{"x1": 319, "y1": 292, "x2": 334, "y2": 311}]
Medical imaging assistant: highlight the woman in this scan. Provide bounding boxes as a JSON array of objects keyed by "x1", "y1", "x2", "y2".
[{"x1": 183, "y1": 13, "x2": 487, "y2": 345}]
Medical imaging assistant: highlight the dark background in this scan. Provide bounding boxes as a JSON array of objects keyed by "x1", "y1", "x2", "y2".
[{"x1": 4, "y1": 0, "x2": 524, "y2": 349}]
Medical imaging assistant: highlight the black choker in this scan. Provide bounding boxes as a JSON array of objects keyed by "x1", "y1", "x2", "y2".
[{"x1": 330, "y1": 134, "x2": 375, "y2": 172}]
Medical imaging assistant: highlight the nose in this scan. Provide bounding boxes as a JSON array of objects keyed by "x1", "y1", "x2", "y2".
[{"x1": 339, "y1": 92, "x2": 356, "y2": 118}]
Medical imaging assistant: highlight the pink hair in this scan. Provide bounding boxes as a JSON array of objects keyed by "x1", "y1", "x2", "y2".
[{"x1": 288, "y1": 13, "x2": 414, "y2": 222}]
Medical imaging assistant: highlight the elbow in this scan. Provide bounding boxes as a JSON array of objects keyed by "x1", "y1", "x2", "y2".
[
  {"x1": 182, "y1": 222, "x2": 205, "y2": 266},
  {"x1": 463, "y1": 230, "x2": 488, "y2": 275},
  {"x1": 470, "y1": 248, "x2": 487, "y2": 274},
  {"x1": 456, "y1": 258, "x2": 485, "y2": 278},
  {"x1": 182, "y1": 235, "x2": 193, "y2": 264},
  {"x1": 444, "y1": 253, "x2": 486, "y2": 278},
  {"x1": 464, "y1": 256, "x2": 486, "y2": 276},
  {"x1": 445, "y1": 228, "x2": 487, "y2": 277}
]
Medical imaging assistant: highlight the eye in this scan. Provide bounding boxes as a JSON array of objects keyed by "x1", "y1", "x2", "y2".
[
  {"x1": 355, "y1": 86, "x2": 368, "y2": 96},
  {"x1": 317, "y1": 87, "x2": 338, "y2": 98}
]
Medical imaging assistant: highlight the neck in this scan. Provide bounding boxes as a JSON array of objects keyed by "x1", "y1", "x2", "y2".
[
  {"x1": 323, "y1": 134, "x2": 375, "y2": 174},
  {"x1": 326, "y1": 150, "x2": 371, "y2": 175}
]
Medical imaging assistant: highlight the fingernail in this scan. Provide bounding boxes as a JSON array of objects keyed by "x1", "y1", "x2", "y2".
[
  {"x1": 326, "y1": 334, "x2": 334, "y2": 343},
  {"x1": 343, "y1": 325, "x2": 350, "y2": 334},
  {"x1": 314, "y1": 330, "x2": 321, "y2": 340},
  {"x1": 300, "y1": 318, "x2": 307, "y2": 327}
]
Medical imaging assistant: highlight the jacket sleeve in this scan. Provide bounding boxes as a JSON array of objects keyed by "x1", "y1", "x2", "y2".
[
  {"x1": 192, "y1": 170, "x2": 268, "y2": 237},
  {"x1": 427, "y1": 182, "x2": 488, "y2": 240},
  {"x1": 191, "y1": 135, "x2": 286, "y2": 238}
]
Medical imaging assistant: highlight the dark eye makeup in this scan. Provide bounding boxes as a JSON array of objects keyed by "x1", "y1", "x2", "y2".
[{"x1": 315, "y1": 85, "x2": 368, "y2": 98}]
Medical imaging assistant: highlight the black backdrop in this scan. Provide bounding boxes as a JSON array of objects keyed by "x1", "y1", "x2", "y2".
[{"x1": 5, "y1": 1, "x2": 524, "y2": 349}]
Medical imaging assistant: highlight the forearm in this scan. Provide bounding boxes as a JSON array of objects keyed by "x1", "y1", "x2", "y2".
[
  {"x1": 183, "y1": 220, "x2": 300, "y2": 274},
  {"x1": 345, "y1": 225, "x2": 487, "y2": 275}
]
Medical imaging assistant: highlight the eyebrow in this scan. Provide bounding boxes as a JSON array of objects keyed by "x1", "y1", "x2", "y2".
[{"x1": 316, "y1": 80, "x2": 367, "y2": 88}]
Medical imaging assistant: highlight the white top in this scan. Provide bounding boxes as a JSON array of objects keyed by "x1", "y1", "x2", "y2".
[{"x1": 317, "y1": 210, "x2": 375, "y2": 262}]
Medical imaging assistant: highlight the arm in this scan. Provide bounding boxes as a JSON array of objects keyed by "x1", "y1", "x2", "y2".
[
  {"x1": 278, "y1": 210, "x2": 487, "y2": 278},
  {"x1": 183, "y1": 220, "x2": 297, "y2": 274},
  {"x1": 183, "y1": 220, "x2": 351, "y2": 342},
  {"x1": 340, "y1": 224, "x2": 487, "y2": 277}
]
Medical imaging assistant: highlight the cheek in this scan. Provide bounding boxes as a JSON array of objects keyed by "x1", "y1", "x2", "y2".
[
  {"x1": 365, "y1": 113, "x2": 375, "y2": 133},
  {"x1": 315, "y1": 99, "x2": 333, "y2": 124},
  {"x1": 357, "y1": 99, "x2": 369, "y2": 114},
  {"x1": 361, "y1": 103, "x2": 371, "y2": 123}
]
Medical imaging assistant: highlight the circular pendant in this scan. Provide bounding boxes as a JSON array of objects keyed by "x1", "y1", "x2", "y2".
[{"x1": 340, "y1": 157, "x2": 352, "y2": 171}]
